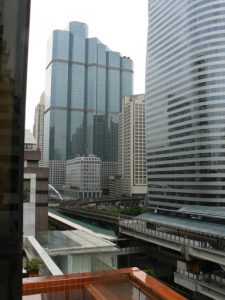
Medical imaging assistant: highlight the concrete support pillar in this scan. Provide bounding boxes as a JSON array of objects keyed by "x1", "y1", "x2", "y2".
[{"x1": 181, "y1": 244, "x2": 190, "y2": 260}]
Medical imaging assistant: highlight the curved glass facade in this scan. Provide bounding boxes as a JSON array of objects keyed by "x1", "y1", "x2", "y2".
[{"x1": 146, "y1": 0, "x2": 225, "y2": 209}]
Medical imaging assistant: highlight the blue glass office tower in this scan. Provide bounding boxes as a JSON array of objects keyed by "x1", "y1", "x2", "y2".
[
  {"x1": 146, "y1": 0, "x2": 225, "y2": 210},
  {"x1": 44, "y1": 21, "x2": 133, "y2": 163}
]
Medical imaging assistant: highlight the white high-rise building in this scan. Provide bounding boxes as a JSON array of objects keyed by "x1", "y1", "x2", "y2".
[
  {"x1": 118, "y1": 94, "x2": 147, "y2": 196},
  {"x1": 33, "y1": 92, "x2": 45, "y2": 165},
  {"x1": 48, "y1": 160, "x2": 66, "y2": 193},
  {"x1": 65, "y1": 155, "x2": 102, "y2": 199}
]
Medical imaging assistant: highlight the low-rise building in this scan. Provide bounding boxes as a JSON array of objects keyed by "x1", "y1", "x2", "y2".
[
  {"x1": 65, "y1": 155, "x2": 101, "y2": 199},
  {"x1": 36, "y1": 230, "x2": 117, "y2": 274}
]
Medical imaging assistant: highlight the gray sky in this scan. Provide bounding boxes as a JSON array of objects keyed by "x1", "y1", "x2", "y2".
[{"x1": 26, "y1": 0, "x2": 148, "y2": 129}]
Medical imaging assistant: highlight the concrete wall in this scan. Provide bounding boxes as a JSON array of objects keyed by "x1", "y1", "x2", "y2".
[{"x1": 24, "y1": 149, "x2": 48, "y2": 234}]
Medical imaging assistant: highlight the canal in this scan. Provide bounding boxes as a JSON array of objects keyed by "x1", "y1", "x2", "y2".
[{"x1": 49, "y1": 208, "x2": 117, "y2": 238}]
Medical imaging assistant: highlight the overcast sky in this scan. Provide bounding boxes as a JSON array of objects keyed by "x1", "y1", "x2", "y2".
[{"x1": 26, "y1": 0, "x2": 148, "y2": 129}]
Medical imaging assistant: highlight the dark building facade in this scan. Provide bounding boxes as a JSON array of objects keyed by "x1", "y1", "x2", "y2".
[{"x1": 0, "y1": 0, "x2": 30, "y2": 299}]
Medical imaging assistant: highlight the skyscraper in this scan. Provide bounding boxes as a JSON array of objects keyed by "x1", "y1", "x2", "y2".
[
  {"x1": 33, "y1": 92, "x2": 45, "y2": 164},
  {"x1": 118, "y1": 94, "x2": 147, "y2": 196},
  {"x1": 146, "y1": 0, "x2": 225, "y2": 210},
  {"x1": 44, "y1": 21, "x2": 133, "y2": 165}
]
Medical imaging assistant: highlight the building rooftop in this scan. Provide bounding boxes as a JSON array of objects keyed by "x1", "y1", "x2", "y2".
[
  {"x1": 137, "y1": 212, "x2": 225, "y2": 239},
  {"x1": 178, "y1": 205, "x2": 225, "y2": 220},
  {"x1": 36, "y1": 230, "x2": 117, "y2": 256},
  {"x1": 48, "y1": 211, "x2": 116, "y2": 240}
]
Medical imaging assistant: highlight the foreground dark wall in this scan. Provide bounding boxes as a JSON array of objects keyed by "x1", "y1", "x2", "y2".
[{"x1": 0, "y1": 1, "x2": 30, "y2": 299}]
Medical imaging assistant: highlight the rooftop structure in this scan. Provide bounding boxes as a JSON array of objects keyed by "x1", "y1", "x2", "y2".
[
  {"x1": 28, "y1": 229, "x2": 117, "y2": 275},
  {"x1": 178, "y1": 205, "x2": 225, "y2": 220},
  {"x1": 48, "y1": 211, "x2": 116, "y2": 240},
  {"x1": 136, "y1": 212, "x2": 225, "y2": 239}
]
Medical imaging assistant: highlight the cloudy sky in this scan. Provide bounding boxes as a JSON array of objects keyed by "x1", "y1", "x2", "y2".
[{"x1": 26, "y1": 0, "x2": 148, "y2": 129}]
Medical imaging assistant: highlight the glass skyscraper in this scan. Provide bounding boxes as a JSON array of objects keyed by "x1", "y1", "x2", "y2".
[
  {"x1": 44, "y1": 21, "x2": 133, "y2": 164},
  {"x1": 146, "y1": 0, "x2": 225, "y2": 210}
]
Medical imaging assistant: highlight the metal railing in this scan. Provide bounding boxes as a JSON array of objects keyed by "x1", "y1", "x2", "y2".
[
  {"x1": 119, "y1": 218, "x2": 213, "y2": 250},
  {"x1": 210, "y1": 273, "x2": 225, "y2": 287},
  {"x1": 177, "y1": 269, "x2": 225, "y2": 289},
  {"x1": 176, "y1": 268, "x2": 210, "y2": 281}
]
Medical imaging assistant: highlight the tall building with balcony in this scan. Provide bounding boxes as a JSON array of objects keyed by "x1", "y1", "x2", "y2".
[
  {"x1": 33, "y1": 92, "x2": 45, "y2": 165},
  {"x1": 146, "y1": 0, "x2": 225, "y2": 210},
  {"x1": 118, "y1": 94, "x2": 147, "y2": 196},
  {"x1": 43, "y1": 21, "x2": 133, "y2": 166}
]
